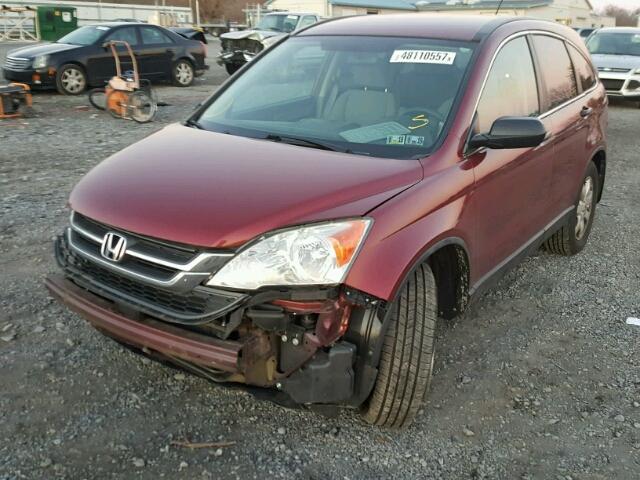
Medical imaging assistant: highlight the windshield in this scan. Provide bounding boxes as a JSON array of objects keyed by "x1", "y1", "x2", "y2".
[
  {"x1": 587, "y1": 32, "x2": 640, "y2": 56},
  {"x1": 57, "y1": 25, "x2": 109, "y2": 45},
  {"x1": 256, "y1": 14, "x2": 299, "y2": 33},
  {"x1": 197, "y1": 36, "x2": 475, "y2": 159}
]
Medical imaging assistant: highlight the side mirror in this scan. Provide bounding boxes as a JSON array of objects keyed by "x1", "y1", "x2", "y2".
[{"x1": 468, "y1": 116, "x2": 546, "y2": 150}]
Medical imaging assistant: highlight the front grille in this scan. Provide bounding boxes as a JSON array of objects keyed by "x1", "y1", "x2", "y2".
[
  {"x1": 4, "y1": 56, "x2": 31, "y2": 70},
  {"x1": 68, "y1": 212, "x2": 232, "y2": 291},
  {"x1": 597, "y1": 67, "x2": 631, "y2": 73},
  {"x1": 60, "y1": 212, "x2": 248, "y2": 337},
  {"x1": 222, "y1": 38, "x2": 263, "y2": 54},
  {"x1": 601, "y1": 79, "x2": 624, "y2": 91}
]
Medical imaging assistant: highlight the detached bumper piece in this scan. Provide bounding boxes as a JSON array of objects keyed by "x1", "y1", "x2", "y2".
[{"x1": 45, "y1": 274, "x2": 241, "y2": 372}]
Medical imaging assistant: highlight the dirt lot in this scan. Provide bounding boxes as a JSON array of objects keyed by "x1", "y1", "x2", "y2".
[{"x1": 1, "y1": 39, "x2": 639, "y2": 480}]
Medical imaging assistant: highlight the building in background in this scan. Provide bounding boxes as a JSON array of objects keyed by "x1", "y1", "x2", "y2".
[
  {"x1": 265, "y1": 0, "x2": 615, "y2": 28},
  {"x1": 1, "y1": 0, "x2": 192, "y2": 26}
]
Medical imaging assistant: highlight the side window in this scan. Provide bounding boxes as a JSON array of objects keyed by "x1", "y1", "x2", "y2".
[
  {"x1": 106, "y1": 27, "x2": 138, "y2": 46},
  {"x1": 531, "y1": 35, "x2": 578, "y2": 111},
  {"x1": 475, "y1": 36, "x2": 539, "y2": 134},
  {"x1": 140, "y1": 26, "x2": 173, "y2": 45},
  {"x1": 298, "y1": 16, "x2": 317, "y2": 29},
  {"x1": 567, "y1": 43, "x2": 596, "y2": 92}
]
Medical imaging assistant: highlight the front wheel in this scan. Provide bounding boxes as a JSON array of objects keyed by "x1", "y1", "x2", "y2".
[
  {"x1": 173, "y1": 60, "x2": 194, "y2": 87},
  {"x1": 129, "y1": 91, "x2": 157, "y2": 123},
  {"x1": 56, "y1": 64, "x2": 87, "y2": 95},
  {"x1": 544, "y1": 162, "x2": 599, "y2": 256},
  {"x1": 361, "y1": 263, "x2": 438, "y2": 428}
]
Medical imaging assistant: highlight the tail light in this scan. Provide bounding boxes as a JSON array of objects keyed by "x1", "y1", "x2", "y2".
[{"x1": 199, "y1": 41, "x2": 207, "y2": 57}]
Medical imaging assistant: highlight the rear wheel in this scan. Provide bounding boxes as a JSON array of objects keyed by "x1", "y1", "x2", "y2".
[
  {"x1": 56, "y1": 64, "x2": 87, "y2": 95},
  {"x1": 173, "y1": 60, "x2": 194, "y2": 87},
  {"x1": 544, "y1": 162, "x2": 599, "y2": 256},
  {"x1": 88, "y1": 88, "x2": 107, "y2": 110},
  {"x1": 361, "y1": 263, "x2": 437, "y2": 428}
]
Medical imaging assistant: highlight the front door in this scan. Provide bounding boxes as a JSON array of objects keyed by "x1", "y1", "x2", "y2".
[
  {"x1": 87, "y1": 26, "x2": 140, "y2": 84},
  {"x1": 467, "y1": 35, "x2": 554, "y2": 281}
]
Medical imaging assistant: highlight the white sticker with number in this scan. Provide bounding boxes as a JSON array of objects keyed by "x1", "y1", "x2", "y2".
[{"x1": 390, "y1": 50, "x2": 456, "y2": 65}]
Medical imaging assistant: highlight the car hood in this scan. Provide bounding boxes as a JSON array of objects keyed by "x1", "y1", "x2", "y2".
[
  {"x1": 69, "y1": 124, "x2": 423, "y2": 248},
  {"x1": 591, "y1": 53, "x2": 640, "y2": 70},
  {"x1": 221, "y1": 29, "x2": 282, "y2": 43},
  {"x1": 7, "y1": 42, "x2": 79, "y2": 59}
]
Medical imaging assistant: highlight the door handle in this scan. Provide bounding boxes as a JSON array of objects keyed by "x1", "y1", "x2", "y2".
[{"x1": 580, "y1": 106, "x2": 593, "y2": 118}]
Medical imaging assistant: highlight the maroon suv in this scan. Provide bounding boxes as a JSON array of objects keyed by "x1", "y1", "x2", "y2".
[{"x1": 47, "y1": 15, "x2": 607, "y2": 428}]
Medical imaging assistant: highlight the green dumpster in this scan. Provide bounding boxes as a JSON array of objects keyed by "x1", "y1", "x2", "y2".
[{"x1": 37, "y1": 6, "x2": 78, "y2": 42}]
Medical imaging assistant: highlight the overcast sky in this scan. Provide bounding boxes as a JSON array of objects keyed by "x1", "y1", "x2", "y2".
[{"x1": 590, "y1": 0, "x2": 640, "y2": 11}]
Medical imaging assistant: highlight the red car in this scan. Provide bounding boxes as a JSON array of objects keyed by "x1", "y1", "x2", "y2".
[{"x1": 47, "y1": 15, "x2": 607, "y2": 428}]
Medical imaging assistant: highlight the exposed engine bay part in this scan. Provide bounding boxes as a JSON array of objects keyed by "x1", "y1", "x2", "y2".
[{"x1": 281, "y1": 342, "x2": 356, "y2": 404}]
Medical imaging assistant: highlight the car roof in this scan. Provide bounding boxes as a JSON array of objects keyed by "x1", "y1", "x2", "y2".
[
  {"x1": 87, "y1": 22, "x2": 149, "y2": 27},
  {"x1": 594, "y1": 27, "x2": 640, "y2": 34},
  {"x1": 297, "y1": 14, "x2": 557, "y2": 42},
  {"x1": 265, "y1": 12, "x2": 317, "y2": 16}
]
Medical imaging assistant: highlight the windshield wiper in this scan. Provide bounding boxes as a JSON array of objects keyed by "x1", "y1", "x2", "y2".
[
  {"x1": 184, "y1": 118, "x2": 205, "y2": 130},
  {"x1": 263, "y1": 134, "x2": 344, "y2": 152}
]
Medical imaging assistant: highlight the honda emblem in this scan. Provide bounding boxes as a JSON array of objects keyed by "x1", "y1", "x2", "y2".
[{"x1": 100, "y1": 232, "x2": 127, "y2": 262}]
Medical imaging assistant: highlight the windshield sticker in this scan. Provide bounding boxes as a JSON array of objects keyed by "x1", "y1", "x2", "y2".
[
  {"x1": 386, "y1": 135, "x2": 425, "y2": 146},
  {"x1": 96, "y1": 26, "x2": 110, "y2": 31},
  {"x1": 408, "y1": 114, "x2": 430, "y2": 131},
  {"x1": 390, "y1": 50, "x2": 456, "y2": 65},
  {"x1": 340, "y1": 122, "x2": 410, "y2": 143}
]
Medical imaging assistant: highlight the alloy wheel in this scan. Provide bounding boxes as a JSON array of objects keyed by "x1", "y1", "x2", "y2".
[
  {"x1": 575, "y1": 176, "x2": 594, "y2": 240},
  {"x1": 61, "y1": 68, "x2": 86, "y2": 94},
  {"x1": 176, "y1": 62, "x2": 193, "y2": 85}
]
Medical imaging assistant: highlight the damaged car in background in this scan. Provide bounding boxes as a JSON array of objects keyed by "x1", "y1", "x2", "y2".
[
  {"x1": 217, "y1": 12, "x2": 319, "y2": 74},
  {"x1": 47, "y1": 15, "x2": 607, "y2": 428}
]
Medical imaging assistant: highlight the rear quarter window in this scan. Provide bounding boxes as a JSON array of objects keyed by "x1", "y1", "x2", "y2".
[
  {"x1": 530, "y1": 35, "x2": 578, "y2": 111},
  {"x1": 567, "y1": 43, "x2": 596, "y2": 92}
]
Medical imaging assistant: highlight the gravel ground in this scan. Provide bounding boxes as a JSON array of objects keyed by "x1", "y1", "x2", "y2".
[{"x1": 1, "y1": 38, "x2": 640, "y2": 480}]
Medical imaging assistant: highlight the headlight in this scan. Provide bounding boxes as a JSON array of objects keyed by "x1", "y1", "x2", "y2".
[
  {"x1": 32, "y1": 55, "x2": 49, "y2": 69},
  {"x1": 207, "y1": 219, "x2": 372, "y2": 290}
]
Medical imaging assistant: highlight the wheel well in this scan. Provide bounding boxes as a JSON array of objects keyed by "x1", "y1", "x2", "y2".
[
  {"x1": 176, "y1": 57, "x2": 194, "y2": 67},
  {"x1": 591, "y1": 150, "x2": 606, "y2": 202},
  {"x1": 428, "y1": 244, "x2": 470, "y2": 320}
]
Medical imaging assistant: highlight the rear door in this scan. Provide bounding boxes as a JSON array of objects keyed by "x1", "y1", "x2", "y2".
[
  {"x1": 467, "y1": 35, "x2": 554, "y2": 279},
  {"x1": 138, "y1": 26, "x2": 176, "y2": 79},
  {"x1": 529, "y1": 34, "x2": 590, "y2": 212}
]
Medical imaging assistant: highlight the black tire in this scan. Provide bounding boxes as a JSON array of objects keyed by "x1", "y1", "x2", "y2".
[
  {"x1": 173, "y1": 59, "x2": 194, "y2": 87},
  {"x1": 56, "y1": 64, "x2": 87, "y2": 95},
  {"x1": 129, "y1": 91, "x2": 157, "y2": 123},
  {"x1": 361, "y1": 263, "x2": 437, "y2": 428},
  {"x1": 544, "y1": 162, "x2": 599, "y2": 256},
  {"x1": 88, "y1": 88, "x2": 106, "y2": 110},
  {"x1": 225, "y1": 63, "x2": 242, "y2": 75}
]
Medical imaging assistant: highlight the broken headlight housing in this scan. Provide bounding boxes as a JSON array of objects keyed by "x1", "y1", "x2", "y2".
[{"x1": 206, "y1": 219, "x2": 372, "y2": 290}]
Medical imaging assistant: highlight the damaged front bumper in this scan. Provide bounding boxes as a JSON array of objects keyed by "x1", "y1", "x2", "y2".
[
  {"x1": 216, "y1": 50, "x2": 258, "y2": 66},
  {"x1": 48, "y1": 229, "x2": 387, "y2": 405}
]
